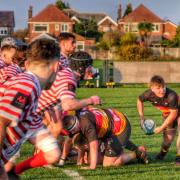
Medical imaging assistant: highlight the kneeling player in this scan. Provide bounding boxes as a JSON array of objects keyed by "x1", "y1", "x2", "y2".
[{"x1": 63, "y1": 107, "x2": 148, "y2": 169}]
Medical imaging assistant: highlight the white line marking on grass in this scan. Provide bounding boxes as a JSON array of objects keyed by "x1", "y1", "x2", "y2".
[{"x1": 63, "y1": 169, "x2": 85, "y2": 180}]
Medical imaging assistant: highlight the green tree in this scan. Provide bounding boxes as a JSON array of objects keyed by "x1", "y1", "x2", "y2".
[
  {"x1": 138, "y1": 22, "x2": 154, "y2": 47},
  {"x1": 74, "y1": 20, "x2": 102, "y2": 40},
  {"x1": 172, "y1": 26, "x2": 180, "y2": 47},
  {"x1": 123, "y1": 3, "x2": 133, "y2": 17},
  {"x1": 55, "y1": 0, "x2": 70, "y2": 10},
  {"x1": 98, "y1": 31, "x2": 121, "y2": 50},
  {"x1": 120, "y1": 32, "x2": 137, "y2": 46}
]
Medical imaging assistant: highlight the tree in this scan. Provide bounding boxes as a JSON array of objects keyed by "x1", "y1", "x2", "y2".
[
  {"x1": 120, "y1": 32, "x2": 137, "y2": 46},
  {"x1": 172, "y1": 26, "x2": 180, "y2": 47},
  {"x1": 55, "y1": 0, "x2": 70, "y2": 10},
  {"x1": 123, "y1": 3, "x2": 133, "y2": 17},
  {"x1": 138, "y1": 22, "x2": 154, "y2": 47},
  {"x1": 98, "y1": 31, "x2": 121, "y2": 50},
  {"x1": 74, "y1": 19, "x2": 102, "y2": 40}
]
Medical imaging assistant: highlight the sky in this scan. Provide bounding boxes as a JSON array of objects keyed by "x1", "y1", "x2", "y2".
[{"x1": 0, "y1": 0, "x2": 180, "y2": 30}]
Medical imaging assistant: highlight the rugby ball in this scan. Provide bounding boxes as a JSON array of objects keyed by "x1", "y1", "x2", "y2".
[{"x1": 142, "y1": 119, "x2": 156, "y2": 135}]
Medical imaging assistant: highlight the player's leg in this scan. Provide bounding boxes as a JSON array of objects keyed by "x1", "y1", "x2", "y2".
[
  {"x1": 14, "y1": 127, "x2": 60, "y2": 174},
  {"x1": 175, "y1": 116, "x2": 180, "y2": 165},
  {"x1": 155, "y1": 121, "x2": 177, "y2": 160}
]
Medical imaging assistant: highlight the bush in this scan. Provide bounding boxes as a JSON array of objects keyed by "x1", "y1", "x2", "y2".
[{"x1": 114, "y1": 45, "x2": 154, "y2": 61}]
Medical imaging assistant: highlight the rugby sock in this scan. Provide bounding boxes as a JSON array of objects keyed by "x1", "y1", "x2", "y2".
[
  {"x1": 125, "y1": 140, "x2": 138, "y2": 151},
  {"x1": 14, "y1": 151, "x2": 48, "y2": 174}
]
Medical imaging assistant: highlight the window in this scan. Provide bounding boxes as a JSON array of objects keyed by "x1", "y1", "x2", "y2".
[
  {"x1": 124, "y1": 24, "x2": 129, "y2": 32},
  {"x1": 61, "y1": 24, "x2": 68, "y2": 32},
  {"x1": 55, "y1": 24, "x2": 59, "y2": 31},
  {"x1": 0, "y1": 27, "x2": 8, "y2": 35},
  {"x1": 153, "y1": 24, "x2": 160, "y2": 32},
  {"x1": 76, "y1": 41, "x2": 85, "y2": 51},
  {"x1": 103, "y1": 26, "x2": 110, "y2": 32},
  {"x1": 34, "y1": 24, "x2": 48, "y2": 32},
  {"x1": 131, "y1": 24, "x2": 138, "y2": 32}
]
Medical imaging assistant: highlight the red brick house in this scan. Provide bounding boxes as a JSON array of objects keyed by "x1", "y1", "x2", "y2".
[
  {"x1": 28, "y1": 4, "x2": 74, "y2": 42},
  {"x1": 118, "y1": 4, "x2": 177, "y2": 44},
  {"x1": 0, "y1": 11, "x2": 15, "y2": 39}
]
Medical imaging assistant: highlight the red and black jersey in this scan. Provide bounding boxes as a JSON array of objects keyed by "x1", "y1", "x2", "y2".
[
  {"x1": 139, "y1": 88, "x2": 180, "y2": 116},
  {"x1": 79, "y1": 107, "x2": 127, "y2": 143}
]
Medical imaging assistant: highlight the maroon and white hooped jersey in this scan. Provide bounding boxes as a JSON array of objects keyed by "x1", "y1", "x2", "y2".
[
  {"x1": 37, "y1": 67, "x2": 77, "y2": 113},
  {"x1": 0, "y1": 59, "x2": 22, "y2": 84},
  {"x1": 0, "y1": 72, "x2": 42, "y2": 162}
]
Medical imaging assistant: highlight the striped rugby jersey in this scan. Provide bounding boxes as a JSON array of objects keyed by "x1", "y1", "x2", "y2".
[
  {"x1": 0, "y1": 72, "x2": 42, "y2": 128},
  {"x1": 79, "y1": 107, "x2": 127, "y2": 141},
  {"x1": 0, "y1": 59, "x2": 22, "y2": 84},
  {"x1": 37, "y1": 66, "x2": 77, "y2": 113}
]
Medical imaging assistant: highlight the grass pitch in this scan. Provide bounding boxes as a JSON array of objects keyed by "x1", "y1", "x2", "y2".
[{"x1": 20, "y1": 86, "x2": 180, "y2": 180}]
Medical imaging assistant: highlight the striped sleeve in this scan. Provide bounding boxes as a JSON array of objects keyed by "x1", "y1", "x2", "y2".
[
  {"x1": 0, "y1": 79, "x2": 34, "y2": 126},
  {"x1": 52, "y1": 69, "x2": 77, "y2": 100},
  {"x1": 0, "y1": 64, "x2": 22, "y2": 83}
]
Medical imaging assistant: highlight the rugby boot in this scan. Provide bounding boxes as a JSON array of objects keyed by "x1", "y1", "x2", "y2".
[{"x1": 136, "y1": 145, "x2": 149, "y2": 164}]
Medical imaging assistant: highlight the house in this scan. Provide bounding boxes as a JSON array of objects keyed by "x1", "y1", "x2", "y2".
[
  {"x1": 63, "y1": 9, "x2": 118, "y2": 32},
  {"x1": 118, "y1": 4, "x2": 177, "y2": 44},
  {"x1": 0, "y1": 11, "x2": 15, "y2": 39},
  {"x1": 28, "y1": 4, "x2": 74, "y2": 42}
]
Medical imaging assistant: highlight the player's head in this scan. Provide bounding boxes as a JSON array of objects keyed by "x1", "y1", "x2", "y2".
[
  {"x1": 58, "y1": 32, "x2": 76, "y2": 55},
  {"x1": 0, "y1": 37, "x2": 17, "y2": 64},
  {"x1": 150, "y1": 75, "x2": 166, "y2": 98},
  {"x1": 63, "y1": 115, "x2": 80, "y2": 135},
  {"x1": 26, "y1": 38, "x2": 60, "y2": 90}
]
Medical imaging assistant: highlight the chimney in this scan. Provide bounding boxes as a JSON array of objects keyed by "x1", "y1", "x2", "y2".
[
  {"x1": 117, "y1": 2, "x2": 122, "y2": 21},
  {"x1": 28, "y1": 5, "x2": 33, "y2": 19}
]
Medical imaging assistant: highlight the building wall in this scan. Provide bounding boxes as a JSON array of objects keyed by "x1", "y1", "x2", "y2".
[
  {"x1": 163, "y1": 22, "x2": 177, "y2": 40},
  {"x1": 113, "y1": 61, "x2": 180, "y2": 83},
  {"x1": 98, "y1": 19, "x2": 117, "y2": 32},
  {"x1": 28, "y1": 22, "x2": 73, "y2": 42}
]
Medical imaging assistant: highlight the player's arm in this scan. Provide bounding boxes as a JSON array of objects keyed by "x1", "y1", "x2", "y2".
[
  {"x1": 137, "y1": 98, "x2": 145, "y2": 128},
  {"x1": 0, "y1": 116, "x2": 11, "y2": 179},
  {"x1": 154, "y1": 109, "x2": 178, "y2": 134},
  {"x1": 61, "y1": 96, "x2": 101, "y2": 111},
  {"x1": 89, "y1": 140, "x2": 98, "y2": 169}
]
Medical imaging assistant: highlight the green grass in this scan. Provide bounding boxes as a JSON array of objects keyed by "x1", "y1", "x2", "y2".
[{"x1": 19, "y1": 87, "x2": 180, "y2": 179}]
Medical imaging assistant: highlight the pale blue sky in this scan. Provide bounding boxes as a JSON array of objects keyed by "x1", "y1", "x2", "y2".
[{"x1": 0, "y1": 0, "x2": 180, "y2": 30}]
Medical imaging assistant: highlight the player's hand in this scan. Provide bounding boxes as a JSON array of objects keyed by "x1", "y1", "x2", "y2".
[
  {"x1": 90, "y1": 96, "x2": 101, "y2": 105},
  {"x1": 154, "y1": 126, "x2": 163, "y2": 134}
]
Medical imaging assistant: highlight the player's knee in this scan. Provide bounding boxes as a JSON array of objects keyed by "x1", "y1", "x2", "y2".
[{"x1": 44, "y1": 148, "x2": 61, "y2": 164}]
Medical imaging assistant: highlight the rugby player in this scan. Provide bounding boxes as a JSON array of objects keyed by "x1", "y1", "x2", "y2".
[
  {"x1": 137, "y1": 75, "x2": 180, "y2": 164},
  {"x1": 0, "y1": 38, "x2": 61, "y2": 179},
  {"x1": 63, "y1": 106, "x2": 148, "y2": 169},
  {"x1": 0, "y1": 37, "x2": 22, "y2": 83}
]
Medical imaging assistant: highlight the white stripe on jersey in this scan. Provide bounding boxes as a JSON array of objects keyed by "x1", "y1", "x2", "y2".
[{"x1": 37, "y1": 67, "x2": 76, "y2": 113}]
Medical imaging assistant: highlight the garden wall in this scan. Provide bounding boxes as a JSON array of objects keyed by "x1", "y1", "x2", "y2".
[{"x1": 113, "y1": 61, "x2": 180, "y2": 83}]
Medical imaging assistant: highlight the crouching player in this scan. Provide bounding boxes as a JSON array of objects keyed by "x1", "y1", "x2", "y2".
[
  {"x1": 0, "y1": 38, "x2": 61, "y2": 179},
  {"x1": 137, "y1": 75, "x2": 180, "y2": 164},
  {"x1": 63, "y1": 106, "x2": 148, "y2": 170}
]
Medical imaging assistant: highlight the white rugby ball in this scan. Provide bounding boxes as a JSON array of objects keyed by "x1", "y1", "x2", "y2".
[{"x1": 143, "y1": 119, "x2": 156, "y2": 135}]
